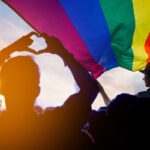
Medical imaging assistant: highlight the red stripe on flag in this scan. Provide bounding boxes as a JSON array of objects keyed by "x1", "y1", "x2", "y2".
[{"x1": 145, "y1": 33, "x2": 150, "y2": 64}]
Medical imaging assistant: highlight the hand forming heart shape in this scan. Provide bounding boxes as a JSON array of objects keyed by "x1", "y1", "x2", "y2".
[{"x1": 9, "y1": 31, "x2": 66, "y2": 57}]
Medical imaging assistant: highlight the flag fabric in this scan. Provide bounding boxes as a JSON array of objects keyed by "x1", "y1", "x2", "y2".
[{"x1": 3, "y1": 0, "x2": 150, "y2": 78}]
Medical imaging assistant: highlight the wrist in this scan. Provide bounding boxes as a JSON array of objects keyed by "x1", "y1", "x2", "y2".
[
  {"x1": 4, "y1": 44, "x2": 16, "y2": 54},
  {"x1": 58, "y1": 49, "x2": 74, "y2": 66},
  {"x1": 58, "y1": 48, "x2": 73, "y2": 59},
  {"x1": 0, "y1": 48, "x2": 11, "y2": 65}
]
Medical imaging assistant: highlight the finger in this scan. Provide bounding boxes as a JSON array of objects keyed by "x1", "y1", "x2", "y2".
[
  {"x1": 26, "y1": 38, "x2": 34, "y2": 45},
  {"x1": 25, "y1": 31, "x2": 38, "y2": 37},
  {"x1": 39, "y1": 33, "x2": 47, "y2": 37},
  {"x1": 33, "y1": 32, "x2": 41, "y2": 37},
  {"x1": 36, "y1": 49, "x2": 49, "y2": 54},
  {"x1": 19, "y1": 37, "x2": 33, "y2": 46},
  {"x1": 25, "y1": 47, "x2": 37, "y2": 54},
  {"x1": 15, "y1": 32, "x2": 37, "y2": 43},
  {"x1": 40, "y1": 33, "x2": 51, "y2": 39}
]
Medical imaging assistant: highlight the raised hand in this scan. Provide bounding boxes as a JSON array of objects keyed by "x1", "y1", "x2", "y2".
[
  {"x1": 8, "y1": 31, "x2": 38, "y2": 54},
  {"x1": 0, "y1": 32, "x2": 39, "y2": 65},
  {"x1": 37, "y1": 33, "x2": 65, "y2": 55}
]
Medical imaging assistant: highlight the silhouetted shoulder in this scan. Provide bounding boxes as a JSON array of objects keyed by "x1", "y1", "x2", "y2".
[
  {"x1": 107, "y1": 94, "x2": 137, "y2": 117},
  {"x1": 136, "y1": 88, "x2": 150, "y2": 98}
]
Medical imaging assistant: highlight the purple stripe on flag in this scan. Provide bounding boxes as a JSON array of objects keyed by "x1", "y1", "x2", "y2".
[{"x1": 3, "y1": 0, "x2": 105, "y2": 78}]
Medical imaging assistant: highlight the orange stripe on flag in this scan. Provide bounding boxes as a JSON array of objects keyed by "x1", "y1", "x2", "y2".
[{"x1": 145, "y1": 33, "x2": 150, "y2": 64}]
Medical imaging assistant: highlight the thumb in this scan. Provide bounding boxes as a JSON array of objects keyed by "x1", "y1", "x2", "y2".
[{"x1": 36, "y1": 49, "x2": 49, "y2": 54}]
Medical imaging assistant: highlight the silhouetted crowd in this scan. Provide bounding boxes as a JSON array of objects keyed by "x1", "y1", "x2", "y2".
[{"x1": 0, "y1": 32, "x2": 150, "y2": 150}]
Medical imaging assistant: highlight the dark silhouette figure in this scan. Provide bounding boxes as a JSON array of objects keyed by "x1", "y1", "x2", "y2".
[
  {"x1": 86, "y1": 84, "x2": 150, "y2": 149},
  {"x1": 137, "y1": 63, "x2": 150, "y2": 97},
  {"x1": 0, "y1": 56, "x2": 41, "y2": 149},
  {"x1": 0, "y1": 32, "x2": 99, "y2": 150}
]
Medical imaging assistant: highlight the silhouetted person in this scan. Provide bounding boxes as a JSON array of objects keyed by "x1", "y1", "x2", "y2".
[
  {"x1": 86, "y1": 82, "x2": 150, "y2": 149},
  {"x1": 0, "y1": 32, "x2": 99, "y2": 150},
  {"x1": 137, "y1": 62, "x2": 150, "y2": 97}
]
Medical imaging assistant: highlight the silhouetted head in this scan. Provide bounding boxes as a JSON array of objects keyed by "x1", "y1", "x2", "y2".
[
  {"x1": 140, "y1": 63, "x2": 150, "y2": 87},
  {"x1": 0, "y1": 56, "x2": 40, "y2": 111}
]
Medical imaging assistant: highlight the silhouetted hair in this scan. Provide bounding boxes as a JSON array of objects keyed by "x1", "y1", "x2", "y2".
[{"x1": 0, "y1": 56, "x2": 40, "y2": 104}]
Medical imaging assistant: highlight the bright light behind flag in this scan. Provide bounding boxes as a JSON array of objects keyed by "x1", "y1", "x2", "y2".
[
  {"x1": 2, "y1": 0, "x2": 150, "y2": 78},
  {"x1": 0, "y1": 1, "x2": 148, "y2": 111}
]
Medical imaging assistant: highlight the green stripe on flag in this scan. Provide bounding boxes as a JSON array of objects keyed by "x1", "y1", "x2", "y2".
[{"x1": 99, "y1": 0, "x2": 135, "y2": 70}]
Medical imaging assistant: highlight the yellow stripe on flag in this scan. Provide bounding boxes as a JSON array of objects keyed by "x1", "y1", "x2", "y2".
[{"x1": 132, "y1": 0, "x2": 150, "y2": 70}]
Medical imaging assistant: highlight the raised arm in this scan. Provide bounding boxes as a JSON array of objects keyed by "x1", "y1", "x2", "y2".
[
  {"x1": 0, "y1": 32, "x2": 37, "y2": 66},
  {"x1": 40, "y1": 34, "x2": 99, "y2": 137},
  {"x1": 38, "y1": 34, "x2": 99, "y2": 105},
  {"x1": 97, "y1": 81, "x2": 110, "y2": 106}
]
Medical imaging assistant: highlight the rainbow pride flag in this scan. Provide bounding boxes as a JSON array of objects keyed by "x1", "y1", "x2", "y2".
[{"x1": 3, "y1": 0, "x2": 150, "y2": 78}]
